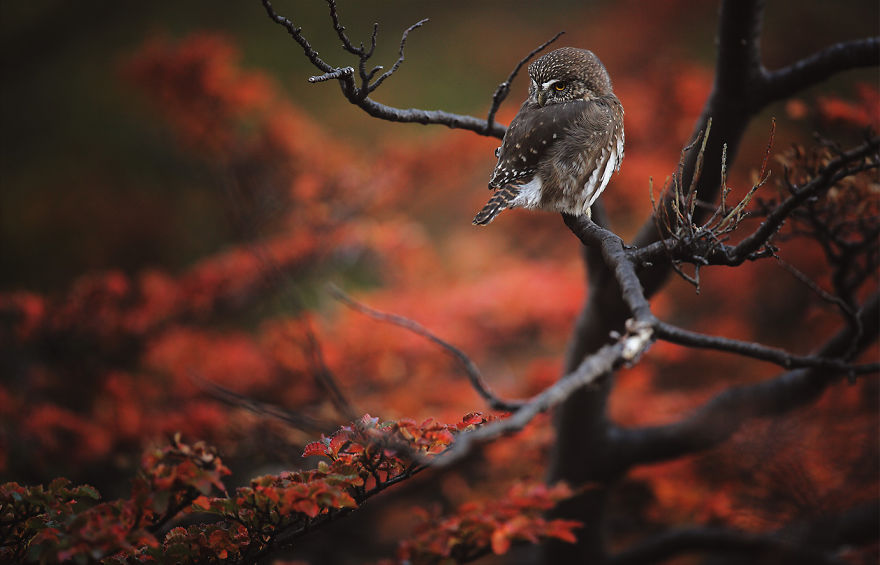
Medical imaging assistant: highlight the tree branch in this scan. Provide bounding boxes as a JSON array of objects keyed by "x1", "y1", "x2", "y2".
[
  {"x1": 629, "y1": 136, "x2": 880, "y2": 272},
  {"x1": 562, "y1": 214, "x2": 653, "y2": 325},
  {"x1": 327, "y1": 284, "x2": 525, "y2": 412},
  {"x1": 609, "y1": 501, "x2": 879, "y2": 565},
  {"x1": 610, "y1": 292, "x2": 879, "y2": 470},
  {"x1": 437, "y1": 342, "x2": 621, "y2": 466},
  {"x1": 653, "y1": 319, "x2": 879, "y2": 376},
  {"x1": 260, "y1": 0, "x2": 507, "y2": 138},
  {"x1": 758, "y1": 36, "x2": 880, "y2": 107},
  {"x1": 261, "y1": 0, "x2": 334, "y2": 74},
  {"x1": 188, "y1": 371, "x2": 335, "y2": 434},
  {"x1": 607, "y1": 526, "x2": 843, "y2": 565},
  {"x1": 343, "y1": 98, "x2": 506, "y2": 137},
  {"x1": 486, "y1": 31, "x2": 565, "y2": 131},
  {"x1": 734, "y1": 136, "x2": 880, "y2": 260}
]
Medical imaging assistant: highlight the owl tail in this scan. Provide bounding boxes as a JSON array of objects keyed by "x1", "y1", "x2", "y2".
[{"x1": 473, "y1": 187, "x2": 519, "y2": 225}]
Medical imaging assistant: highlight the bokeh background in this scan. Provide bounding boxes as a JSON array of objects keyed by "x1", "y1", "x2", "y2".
[
  {"x1": 1, "y1": 1, "x2": 878, "y2": 563},
  {"x1": 3, "y1": 0, "x2": 877, "y2": 291}
]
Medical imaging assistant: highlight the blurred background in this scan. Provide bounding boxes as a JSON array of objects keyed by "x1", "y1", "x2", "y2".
[
  {"x1": 2, "y1": 0, "x2": 876, "y2": 291},
  {"x1": 1, "y1": 1, "x2": 877, "y2": 563}
]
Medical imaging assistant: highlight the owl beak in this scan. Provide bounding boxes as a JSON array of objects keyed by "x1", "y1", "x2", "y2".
[{"x1": 537, "y1": 89, "x2": 547, "y2": 107}]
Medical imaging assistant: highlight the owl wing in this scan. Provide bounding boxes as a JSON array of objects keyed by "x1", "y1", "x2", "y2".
[
  {"x1": 488, "y1": 100, "x2": 593, "y2": 189},
  {"x1": 560, "y1": 96, "x2": 625, "y2": 213}
]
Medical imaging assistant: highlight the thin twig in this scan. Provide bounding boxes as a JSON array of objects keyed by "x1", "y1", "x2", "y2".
[
  {"x1": 259, "y1": 0, "x2": 506, "y2": 138},
  {"x1": 326, "y1": 0, "x2": 362, "y2": 55},
  {"x1": 486, "y1": 31, "x2": 565, "y2": 130},
  {"x1": 367, "y1": 18, "x2": 429, "y2": 93},
  {"x1": 611, "y1": 292, "x2": 880, "y2": 470},
  {"x1": 327, "y1": 284, "x2": 525, "y2": 412},
  {"x1": 261, "y1": 0, "x2": 334, "y2": 73},
  {"x1": 653, "y1": 319, "x2": 879, "y2": 375},
  {"x1": 302, "y1": 315, "x2": 359, "y2": 421},
  {"x1": 772, "y1": 254, "x2": 856, "y2": 315},
  {"x1": 188, "y1": 371, "x2": 334, "y2": 433}
]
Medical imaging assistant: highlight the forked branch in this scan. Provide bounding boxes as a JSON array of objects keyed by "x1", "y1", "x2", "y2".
[
  {"x1": 261, "y1": 0, "x2": 567, "y2": 139},
  {"x1": 611, "y1": 292, "x2": 880, "y2": 470}
]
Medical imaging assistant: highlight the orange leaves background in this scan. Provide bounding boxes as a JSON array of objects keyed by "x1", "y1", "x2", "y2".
[{"x1": 1, "y1": 1, "x2": 878, "y2": 562}]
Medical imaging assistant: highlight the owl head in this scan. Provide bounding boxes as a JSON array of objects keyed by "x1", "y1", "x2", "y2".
[{"x1": 527, "y1": 47, "x2": 614, "y2": 106}]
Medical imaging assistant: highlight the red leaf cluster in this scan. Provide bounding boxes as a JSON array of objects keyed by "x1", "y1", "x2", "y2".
[
  {"x1": 1, "y1": 11, "x2": 876, "y2": 563},
  {"x1": 1, "y1": 436, "x2": 229, "y2": 564},
  {"x1": 398, "y1": 482, "x2": 580, "y2": 562}
]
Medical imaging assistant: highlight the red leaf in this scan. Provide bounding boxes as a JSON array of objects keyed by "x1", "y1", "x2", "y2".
[{"x1": 302, "y1": 441, "x2": 328, "y2": 458}]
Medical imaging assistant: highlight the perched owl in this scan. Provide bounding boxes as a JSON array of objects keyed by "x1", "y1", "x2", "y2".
[{"x1": 473, "y1": 47, "x2": 624, "y2": 225}]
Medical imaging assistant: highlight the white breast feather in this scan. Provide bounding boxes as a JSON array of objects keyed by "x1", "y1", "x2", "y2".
[
  {"x1": 597, "y1": 149, "x2": 617, "y2": 200},
  {"x1": 580, "y1": 149, "x2": 606, "y2": 210},
  {"x1": 615, "y1": 133, "x2": 625, "y2": 172},
  {"x1": 512, "y1": 177, "x2": 543, "y2": 209}
]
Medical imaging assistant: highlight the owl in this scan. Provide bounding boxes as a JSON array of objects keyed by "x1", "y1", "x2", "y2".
[{"x1": 473, "y1": 47, "x2": 624, "y2": 225}]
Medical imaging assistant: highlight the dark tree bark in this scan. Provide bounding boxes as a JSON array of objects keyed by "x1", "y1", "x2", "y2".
[
  {"x1": 257, "y1": 1, "x2": 879, "y2": 563},
  {"x1": 544, "y1": 0, "x2": 879, "y2": 562}
]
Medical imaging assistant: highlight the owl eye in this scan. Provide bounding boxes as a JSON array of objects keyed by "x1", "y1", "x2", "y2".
[{"x1": 554, "y1": 82, "x2": 567, "y2": 91}]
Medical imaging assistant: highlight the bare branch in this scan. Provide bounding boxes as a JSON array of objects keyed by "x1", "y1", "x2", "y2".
[
  {"x1": 653, "y1": 319, "x2": 879, "y2": 375},
  {"x1": 734, "y1": 136, "x2": 880, "y2": 260},
  {"x1": 630, "y1": 136, "x2": 880, "y2": 271},
  {"x1": 302, "y1": 316, "x2": 359, "y2": 421},
  {"x1": 562, "y1": 214, "x2": 653, "y2": 324},
  {"x1": 326, "y1": 0, "x2": 362, "y2": 56},
  {"x1": 260, "y1": 0, "x2": 507, "y2": 137},
  {"x1": 261, "y1": 0, "x2": 334, "y2": 73},
  {"x1": 610, "y1": 292, "x2": 880, "y2": 470},
  {"x1": 608, "y1": 526, "x2": 844, "y2": 565},
  {"x1": 367, "y1": 18, "x2": 429, "y2": 93},
  {"x1": 188, "y1": 371, "x2": 335, "y2": 434},
  {"x1": 308, "y1": 66, "x2": 354, "y2": 83},
  {"x1": 563, "y1": 205, "x2": 877, "y2": 378},
  {"x1": 773, "y1": 254, "x2": 857, "y2": 317},
  {"x1": 347, "y1": 99, "x2": 506, "y2": 137},
  {"x1": 486, "y1": 31, "x2": 565, "y2": 130},
  {"x1": 437, "y1": 330, "x2": 654, "y2": 467},
  {"x1": 327, "y1": 284, "x2": 525, "y2": 412},
  {"x1": 758, "y1": 36, "x2": 880, "y2": 107}
]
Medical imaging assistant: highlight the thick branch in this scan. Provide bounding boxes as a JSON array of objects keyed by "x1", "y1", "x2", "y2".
[
  {"x1": 562, "y1": 214, "x2": 653, "y2": 325},
  {"x1": 610, "y1": 501, "x2": 879, "y2": 565},
  {"x1": 758, "y1": 36, "x2": 880, "y2": 107},
  {"x1": 610, "y1": 292, "x2": 879, "y2": 469}
]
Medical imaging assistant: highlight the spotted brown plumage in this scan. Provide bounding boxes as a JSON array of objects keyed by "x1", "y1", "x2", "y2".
[{"x1": 473, "y1": 47, "x2": 624, "y2": 225}]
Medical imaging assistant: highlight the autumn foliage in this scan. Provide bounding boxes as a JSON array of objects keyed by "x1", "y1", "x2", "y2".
[{"x1": 1, "y1": 2, "x2": 878, "y2": 563}]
